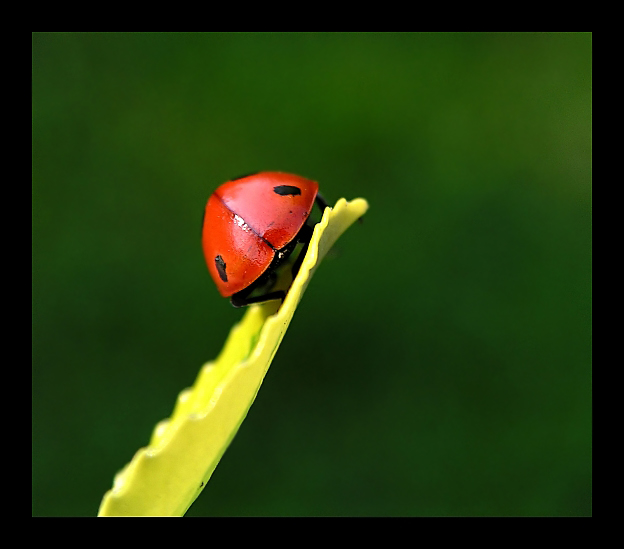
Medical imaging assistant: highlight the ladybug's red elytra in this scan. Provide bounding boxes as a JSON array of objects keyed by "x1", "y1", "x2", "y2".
[{"x1": 202, "y1": 171, "x2": 328, "y2": 307}]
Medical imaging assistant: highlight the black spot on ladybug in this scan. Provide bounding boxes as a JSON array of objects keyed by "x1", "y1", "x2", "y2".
[
  {"x1": 273, "y1": 185, "x2": 301, "y2": 196},
  {"x1": 215, "y1": 255, "x2": 228, "y2": 282}
]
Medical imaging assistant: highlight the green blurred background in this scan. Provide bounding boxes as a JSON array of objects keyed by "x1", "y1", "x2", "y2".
[{"x1": 32, "y1": 33, "x2": 591, "y2": 516}]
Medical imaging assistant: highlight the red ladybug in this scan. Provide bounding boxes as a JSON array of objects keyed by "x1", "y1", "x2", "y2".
[{"x1": 202, "y1": 172, "x2": 328, "y2": 307}]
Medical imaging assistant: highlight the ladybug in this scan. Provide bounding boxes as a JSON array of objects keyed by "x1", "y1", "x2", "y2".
[{"x1": 202, "y1": 172, "x2": 328, "y2": 307}]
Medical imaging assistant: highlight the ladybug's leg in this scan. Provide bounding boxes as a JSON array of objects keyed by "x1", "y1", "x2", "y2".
[
  {"x1": 315, "y1": 192, "x2": 329, "y2": 214},
  {"x1": 230, "y1": 270, "x2": 286, "y2": 307},
  {"x1": 289, "y1": 194, "x2": 328, "y2": 280},
  {"x1": 290, "y1": 223, "x2": 314, "y2": 279},
  {"x1": 230, "y1": 288, "x2": 286, "y2": 308}
]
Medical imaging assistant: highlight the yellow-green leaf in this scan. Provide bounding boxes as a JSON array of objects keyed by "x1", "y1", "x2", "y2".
[{"x1": 98, "y1": 196, "x2": 369, "y2": 516}]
